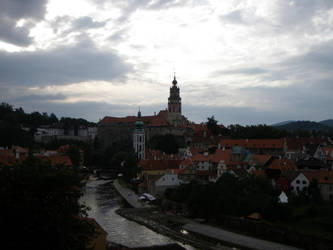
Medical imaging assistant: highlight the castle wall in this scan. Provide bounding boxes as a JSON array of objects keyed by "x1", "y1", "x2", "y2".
[{"x1": 98, "y1": 123, "x2": 135, "y2": 148}]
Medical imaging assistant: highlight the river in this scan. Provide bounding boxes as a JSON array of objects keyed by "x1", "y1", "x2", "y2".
[{"x1": 80, "y1": 179, "x2": 196, "y2": 249}]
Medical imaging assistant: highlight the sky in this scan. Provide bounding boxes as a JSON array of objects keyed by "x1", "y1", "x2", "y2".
[{"x1": 0, "y1": 0, "x2": 333, "y2": 125}]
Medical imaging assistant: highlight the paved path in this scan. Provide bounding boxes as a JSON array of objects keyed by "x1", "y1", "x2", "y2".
[
  {"x1": 113, "y1": 179, "x2": 149, "y2": 208},
  {"x1": 183, "y1": 223, "x2": 303, "y2": 250}
]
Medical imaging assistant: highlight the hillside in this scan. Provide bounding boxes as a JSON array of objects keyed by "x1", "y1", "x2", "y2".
[
  {"x1": 275, "y1": 120, "x2": 333, "y2": 134},
  {"x1": 320, "y1": 119, "x2": 333, "y2": 128},
  {"x1": 271, "y1": 120, "x2": 295, "y2": 126}
]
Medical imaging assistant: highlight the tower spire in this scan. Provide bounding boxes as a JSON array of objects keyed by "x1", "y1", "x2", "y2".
[{"x1": 172, "y1": 72, "x2": 177, "y2": 85}]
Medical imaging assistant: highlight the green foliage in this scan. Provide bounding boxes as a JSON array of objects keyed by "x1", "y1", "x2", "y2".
[
  {"x1": 92, "y1": 139, "x2": 139, "y2": 180},
  {"x1": 0, "y1": 156, "x2": 97, "y2": 250},
  {"x1": 0, "y1": 102, "x2": 96, "y2": 148},
  {"x1": 275, "y1": 121, "x2": 333, "y2": 137},
  {"x1": 167, "y1": 173, "x2": 281, "y2": 221},
  {"x1": 206, "y1": 115, "x2": 220, "y2": 135},
  {"x1": 226, "y1": 124, "x2": 287, "y2": 139},
  {"x1": 148, "y1": 134, "x2": 181, "y2": 154},
  {"x1": 67, "y1": 144, "x2": 82, "y2": 168}
]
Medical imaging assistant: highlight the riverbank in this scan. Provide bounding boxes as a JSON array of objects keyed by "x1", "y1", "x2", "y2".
[
  {"x1": 116, "y1": 208, "x2": 309, "y2": 250},
  {"x1": 116, "y1": 208, "x2": 232, "y2": 250}
]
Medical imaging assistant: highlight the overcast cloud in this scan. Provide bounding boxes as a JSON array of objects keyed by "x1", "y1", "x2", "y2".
[{"x1": 0, "y1": 0, "x2": 332, "y2": 125}]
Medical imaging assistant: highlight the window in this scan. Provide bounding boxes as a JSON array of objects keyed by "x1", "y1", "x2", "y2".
[
  {"x1": 296, "y1": 186, "x2": 299, "y2": 191},
  {"x1": 302, "y1": 181, "x2": 307, "y2": 185},
  {"x1": 296, "y1": 180, "x2": 300, "y2": 184}
]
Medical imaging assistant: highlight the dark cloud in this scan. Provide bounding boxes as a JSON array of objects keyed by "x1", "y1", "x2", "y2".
[
  {"x1": 9, "y1": 94, "x2": 67, "y2": 103},
  {"x1": 0, "y1": 39, "x2": 132, "y2": 86},
  {"x1": 0, "y1": 0, "x2": 48, "y2": 46}
]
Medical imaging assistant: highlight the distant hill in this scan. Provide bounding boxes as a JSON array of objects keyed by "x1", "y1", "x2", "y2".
[
  {"x1": 271, "y1": 120, "x2": 295, "y2": 127},
  {"x1": 319, "y1": 119, "x2": 333, "y2": 128},
  {"x1": 275, "y1": 120, "x2": 333, "y2": 134}
]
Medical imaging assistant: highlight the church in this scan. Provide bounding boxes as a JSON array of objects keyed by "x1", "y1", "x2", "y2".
[{"x1": 97, "y1": 76, "x2": 192, "y2": 155}]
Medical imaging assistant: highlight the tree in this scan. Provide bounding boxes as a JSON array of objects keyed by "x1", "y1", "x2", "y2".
[
  {"x1": 308, "y1": 179, "x2": 323, "y2": 203},
  {"x1": 206, "y1": 115, "x2": 220, "y2": 135},
  {"x1": 148, "y1": 134, "x2": 180, "y2": 154},
  {"x1": 0, "y1": 156, "x2": 97, "y2": 250},
  {"x1": 67, "y1": 144, "x2": 82, "y2": 168}
]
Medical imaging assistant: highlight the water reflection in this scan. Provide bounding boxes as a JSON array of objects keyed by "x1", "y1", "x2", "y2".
[{"x1": 80, "y1": 180, "x2": 195, "y2": 249}]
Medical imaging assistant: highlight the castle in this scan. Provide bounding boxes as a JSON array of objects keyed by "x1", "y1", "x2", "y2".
[{"x1": 98, "y1": 76, "x2": 192, "y2": 152}]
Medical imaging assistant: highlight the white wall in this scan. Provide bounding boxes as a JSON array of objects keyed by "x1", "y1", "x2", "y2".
[{"x1": 291, "y1": 173, "x2": 309, "y2": 193}]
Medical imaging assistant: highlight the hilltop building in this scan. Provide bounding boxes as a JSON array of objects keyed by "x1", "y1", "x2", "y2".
[{"x1": 98, "y1": 76, "x2": 191, "y2": 149}]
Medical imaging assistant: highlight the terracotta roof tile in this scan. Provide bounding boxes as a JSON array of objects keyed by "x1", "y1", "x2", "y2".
[
  {"x1": 139, "y1": 159, "x2": 181, "y2": 171},
  {"x1": 286, "y1": 137, "x2": 331, "y2": 151},
  {"x1": 303, "y1": 170, "x2": 333, "y2": 185},
  {"x1": 99, "y1": 115, "x2": 155, "y2": 124},
  {"x1": 252, "y1": 169, "x2": 266, "y2": 177},
  {"x1": 323, "y1": 146, "x2": 333, "y2": 161},
  {"x1": 147, "y1": 110, "x2": 170, "y2": 127},
  {"x1": 48, "y1": 155, "x2": 73, "y2": 167},
  {"x1": 220, "y1": 139, "x2": 285, "y2": 149},
  {"x1": 248, "y1": 154, "x2": 272, "y2": 166},
  {"x1": 267, "y1": 159, "x2": 297, "y2": 172}
]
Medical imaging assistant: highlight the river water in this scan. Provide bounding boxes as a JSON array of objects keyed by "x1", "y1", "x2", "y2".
[{"x1": 80, "y1": 179, "x2": 196, "y2": 249}]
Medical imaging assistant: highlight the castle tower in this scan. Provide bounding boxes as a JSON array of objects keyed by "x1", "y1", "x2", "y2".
[
  {"x1": 133, "y1": 109, "x2": 145, "y2": 160},
  {"x1": 168, "y1": 75, "x2": 181, "y2": 114}
]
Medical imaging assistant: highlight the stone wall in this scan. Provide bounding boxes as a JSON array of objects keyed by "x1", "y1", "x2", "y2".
[
  {"x1": 98, "y1": 122, "x2": 190, "y2": 149},
  {"x1": 97, "y1": 123, "x2": 135, "y2": 148}
]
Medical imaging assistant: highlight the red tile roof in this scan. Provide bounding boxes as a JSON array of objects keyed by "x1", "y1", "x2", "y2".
[
  {"x1": 248, "y1": 154, "x2": 272, "y2": 166},
  {"x1": 12, "y1": 145, "x2": 29, "y2": 153},
  {"x1": 99, "y1": 115, "x2": 155, "y2": 124},
  {"x1": 220, "y1": 139, "x2": 285, "y2": 149},
  {"x1": 147, "y1": 110, "x2": 170, "y2": 127},
  {"x1": 323, "y1": 146, "x2": 333, "y2": 161},
  {"x1": 192, "y1": 149, "x2": 232, "y2": 164},
  {"x1": 0, "y1": 149, "x2": 16, "y2": 166},
  {"x1": 303, "y1": 170, "x2": 333, "y2": 185},
  {"x1": 286, "y1": 137, "x2": 331, "y2": 151},
  {"x1": 180, "y1": 158, "x2": 194, "y2": 168},
  {"x1": 48, "y1": 155, "x2": 73, "y2": 167},
  {"x1": 266, "y1": 159, "x2": 297, "y2": 172},
  {"x1": 145, "y1": 149, "x2": 182, "y2": 161},
  {"x1": 139, "y1": 159, "x2": 182, "y2": 171},
  {"x1": 58, "y1": 145, "x2": 70, "y2": 153},
  {"x1": 252, "y1": 169, "x2": 266, "y2": 177}
]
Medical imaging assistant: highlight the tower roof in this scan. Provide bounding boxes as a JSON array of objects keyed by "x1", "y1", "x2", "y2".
[{"x1": 172, "y1": 75, "x2": 177, "y2": 85}]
